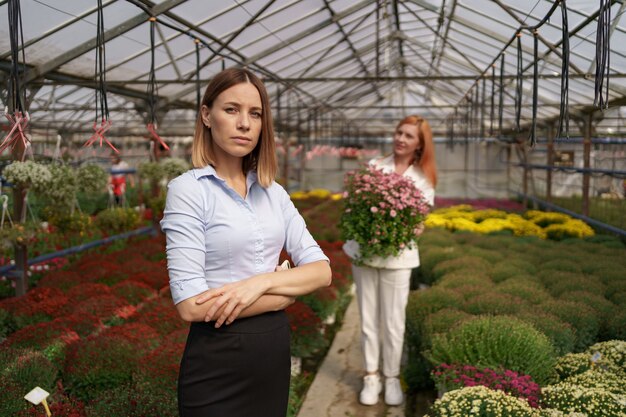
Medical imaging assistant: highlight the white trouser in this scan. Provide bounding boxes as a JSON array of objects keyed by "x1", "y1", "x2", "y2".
[{"x1": 352, "y1": 264, "x2": 411, "y2": 378}]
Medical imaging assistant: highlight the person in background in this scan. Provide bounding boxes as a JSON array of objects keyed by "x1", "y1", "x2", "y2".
[
  {"x1": 109, "y1": 154, "x2": 132, "y2": 206},
  {"x1": 160, "y1": 68, "x2": 332, "y2": 417},
  {"x1": 343, "y1": 115, "x2": 437, "y2": 406}
]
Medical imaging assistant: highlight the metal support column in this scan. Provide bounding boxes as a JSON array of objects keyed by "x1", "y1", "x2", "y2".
[
  {"x1": 546, "y1": 124, "x2": 554, "y2": 204},
  {"x1": 582, "y1": 114, "x2": 592, "y2": 217}
]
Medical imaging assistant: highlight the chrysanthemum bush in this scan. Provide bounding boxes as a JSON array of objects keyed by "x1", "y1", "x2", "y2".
[
  {"x1": 426, "y1": 315, "x2": 557, "y2": 385},
  {"x1": 339, "y1": 165, "x2": 430, "y2": 264},
  {"x1": 542, "y1": 381, "x2": 626, "y2": 417},
  {"x1": 554, "y1": 341, "x2": 626, "y2": 381},
  {"x1": 285, "y1": 301, "x2": 327, "y2": 358},
  {"x1": 426, "y1": 385, "x2": 541, "y2": 417},
  {"x1": 431, "y1": 363, "x2": 541, "y2": 407},
  {"x1": 425, "y1": 205, "x2": 595, "y2": 240},
  {"x1": 0, "y1": 198, "x2": 354, "y2": 417}
]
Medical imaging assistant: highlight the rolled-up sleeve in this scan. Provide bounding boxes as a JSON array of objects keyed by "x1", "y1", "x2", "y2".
[
  {"x1": 160, "y1": 174, "x2": 209, "y2": 304},
  {"x1": 280, "y1": 188, "x2": 329, "y2": 266}
]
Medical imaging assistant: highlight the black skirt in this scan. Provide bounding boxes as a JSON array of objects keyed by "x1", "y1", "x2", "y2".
[{"x1": 178, "y1": 310, "x2": 291, "y2": 417}]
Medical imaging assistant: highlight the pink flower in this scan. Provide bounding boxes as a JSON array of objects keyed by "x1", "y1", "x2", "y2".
[
  {"x1": 390, "y1": 210, "x2": 397, "y2": 218},
  {"x1": 370, "y1": 206, "x2": 379, "y2": 213}
]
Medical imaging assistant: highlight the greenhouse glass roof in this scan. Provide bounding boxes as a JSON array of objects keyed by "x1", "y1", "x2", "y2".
[{"x1": 0, "y1": 0, "x2": 625, "y2": 140}]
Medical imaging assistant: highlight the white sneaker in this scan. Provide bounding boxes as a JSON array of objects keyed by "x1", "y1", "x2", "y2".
[
  {"x1": 359, "y1": 374, "x2": 382, "y2": 405},
  {"x1": 384, "y1": 377, "x2": 404, "y2": 406}
]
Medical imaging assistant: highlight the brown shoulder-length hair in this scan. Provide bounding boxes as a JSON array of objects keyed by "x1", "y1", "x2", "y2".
[
  {"x1": 396, "y1": 115, "x2": 437, "y2": 187},
  {"x1": 191, "y1": 68, "x2": 277, "y2": 187}
]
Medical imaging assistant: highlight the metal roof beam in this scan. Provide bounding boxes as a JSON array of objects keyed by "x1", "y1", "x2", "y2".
[
  {"x1": 243, "y1": 0, "x2": 373, "y2": 65},
  {"x1": 0, "y1": 0, "x2": 118, "y2": 61},
  {"x1": 322, "y1": 0, "x2": 383, "y2": 100},
  {"x1": 299, "y1": 8, "x2": 375, "y2": 78},
  {"x1": 22, "y1": 0, "x2": 187, "y2": 84},
  {"x1": 156, "y1": 22, "x2": 182, "y2": 79},
  {"x1": 190, "y1": 0, "x2": 277, "y2": 81}
]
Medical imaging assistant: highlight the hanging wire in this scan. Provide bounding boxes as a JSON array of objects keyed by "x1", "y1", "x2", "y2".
[
  {"x1": 1, "y1": 0, "x2": 31, "y2": 157},
  {"x1": 480, "y1": 76, "x2": 486, "y2": 139},
  {"x1": 474, "y1": 82, "x2": 480, "y2": 139},
  {"x1": 557, "y1": 0, "x2": 570, "y2": 139},
  {"x1": 490, "y1": 63, "x2": 495, "y2": 136},
  {"x1": 464, "y1": 98, "x2": 470, "y2": 143},
  {"x1": 450, "y1": 107, "x2": 459, "y2": 148},
  {"x1": 148, "y1": 17, "x2": 158, "y2": 126},
  {"x1": 95, "y1": 0, "x2": 109, "y2": 126},
  {"x1": 195, "y1": 38, "x2": 201, "y2": 114},
  {"x1": 498, "y1": 53, "x2": 505, "y2": 136},
  {"x1": 448, "y1": 112, "x2": 455, "y2": 150},
  {"x1": 515, "y1": 32, "x2": 523, "y2": 132},
  {"x1": 594, "y1": 0, "x2": 611, "y2": 109},
  {"x1": 83, "y1": 0, "x2": 118, "y2": 152},
  {"x1": 468, "y1": 90, "x2": 474, "y2": 140},
  {"x1": 529, "y1": 29, "x2": 539, "y2": 147},
  {"x1": 146, "y1": 17, "x2": 169, "y2": 151},
  {"x1": 7, "y1": 0, "x2": 26, "y2": 113}
]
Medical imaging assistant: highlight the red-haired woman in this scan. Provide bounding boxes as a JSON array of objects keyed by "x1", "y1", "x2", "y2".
[
  {"x1": 161, "y1": 68, "x2": 331, "y2": 417},
  {"x1": 343, "y1": 115, "x2": 437, "y2": 406}
]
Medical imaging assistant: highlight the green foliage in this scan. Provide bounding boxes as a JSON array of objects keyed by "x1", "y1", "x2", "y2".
[
  {"x1": 160, "y1": 157, "x2": 189, "y2": 179},
  {"x1": 77, "y1": 164, "x2": 108, "y2": 195},
  {"x1": 540, "y1": 300, "x2": 600, "y2": 352},
  {"x1": 463, "y1": 246, "x2": 503, "y2": 263},
  {"x1": 138, "y1": 158, "x2": 189, "y2": 184},
  {"x1": 41, "y1": 164, "x2": 79, "y2": 216},
  {"x1": 287, "y1": 372, "x2": 315, "y2": 417},
  {"x1": 64, "y1": 335, "x2": 142, "y2": 400},
  {"x1": 406, "y1": 288, "x2": 465, "y2": 328},
  {"x1": 426, "y1": 315, "x2": 557, "y2": 385},
  {"x1": 559, "y1": 291, "x2": 616, "y2": 324},
  {"x1": 95, "y1": 207, "x2": 140, "y2": 234},
  {"x1": 420, "y1": 228, "x2": 456, "y2": 247},
  {"x1": 517, "y1": 311, "x2": 577, "y2": 355},
  {"x1": 298, "y1": 286, "x2": 339, "y2": 322},
  {"x1": 2, "y1": 160, "x2": 51, "y2": 192},
  {"x1": 462, "y1": 292, "x2": 527, "y2": 315},
  {"x1": 541, "y1": 259, "x2": 582, "y2": 274},
  {"x1": 463, "y1": 290, "x2": 526, "y2": 315},
  {"x1": 605, "y1": 309, "x2": 626, "y2": 341},
  {"x1": 0, "y1": 348, "x2": 59, "y2": 417},
  {"x1": 404, "y1": 352, "x2": 434, "y2": 391},
  {"x1": 417, "y1": 247, "x2": 460, "y2": 285},
  {"x1": 137, "y1": 161, "x2": 163, "y2": 183},
  {"x1": 421, "y1": 308, "x2": 472, "y2": 348},
  {"x1": 438, "y1": 271, "x2": 493, "y2": 290},
  {"x1": 47, "y1": 211, "x2": 93, "y2": 234},
  {"x1": 432, "y1": 256, "x2": 492, "y2": 282},
  {"x1": 538, "y1": 270, "x2": 603, "y2": 296},
  {"x1": 0, "y1": 305, "x2": 17, "y2": 338},
  {"x1": 1, "y1": 348, "x2": 58, "y2": 392},
  {"x1": 495, "y1": 279, "x2": 551, "y2": 304},
  {"x1": 490, "y1": 263, "x2": 528, "y2": 283}
]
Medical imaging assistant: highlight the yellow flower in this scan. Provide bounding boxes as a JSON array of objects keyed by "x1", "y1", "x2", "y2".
[
  {"x1": 307, "y1": 188, "x2": 332, "y2": 199},
  {"x1": 289, "y1": 191, "x2": 309, "y2": 200}
]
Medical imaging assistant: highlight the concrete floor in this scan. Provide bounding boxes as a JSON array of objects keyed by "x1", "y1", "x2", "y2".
[{"x1": 297, "y1": 298, "x2": 406, "y2": 417}]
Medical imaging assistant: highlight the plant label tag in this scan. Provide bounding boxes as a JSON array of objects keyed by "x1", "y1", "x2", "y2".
[
  {"x1": 590, "y1": 352, "x2": 602, "y2": 363},
  {"x1": 280, "y1": 260, "x2": 291, "y2": 270},
  {"x1": 24, "y1": 386, "x2": 49, "y2": 405}
]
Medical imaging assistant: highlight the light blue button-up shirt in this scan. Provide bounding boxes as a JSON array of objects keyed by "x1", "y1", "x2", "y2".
[{"x1": 160, "y1": 165, "x2": 329, "y2": 305}]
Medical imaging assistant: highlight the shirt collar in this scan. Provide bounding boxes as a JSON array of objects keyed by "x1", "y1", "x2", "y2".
[
  {"x1": 193, "y1": 164, "x2": 259, "y2": 188},
  {"x1": 192, "y1": 164, "x2": 218, "y2": 180}
]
